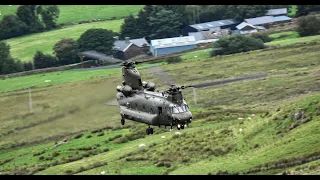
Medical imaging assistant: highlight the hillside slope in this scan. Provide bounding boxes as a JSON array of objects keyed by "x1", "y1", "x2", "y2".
[
  {"x1": 0, "y1": 43, "x2": 320, "y2": 175},
  {"x1": 4, "y1": 19, "x2": 123, "y2": 61},
  {"x1": 0, "y1": 5, "x2": 143, "y2": 24}
]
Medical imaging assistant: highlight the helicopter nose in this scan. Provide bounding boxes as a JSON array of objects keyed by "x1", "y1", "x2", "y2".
[{"x1": 172, "y1": 112, "x2": 193, "y2": 124}]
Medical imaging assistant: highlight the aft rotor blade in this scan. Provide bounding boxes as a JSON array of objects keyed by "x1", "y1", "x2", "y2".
[
  {"x1": 190, "y1": 72, "x2": 268, "y2": 88},
  {"x1": 104, "y1": 100, "x2": 119, "y2": 106}
]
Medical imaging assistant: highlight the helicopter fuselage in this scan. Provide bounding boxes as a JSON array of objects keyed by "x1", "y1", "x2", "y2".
[{"x1": 117, "y1": 89, "x2": 192, "y2": 127}]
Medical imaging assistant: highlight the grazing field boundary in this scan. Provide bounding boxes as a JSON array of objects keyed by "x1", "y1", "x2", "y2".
[{"x1": 0, "y1": 61, "x2": 95, "y2": 79}]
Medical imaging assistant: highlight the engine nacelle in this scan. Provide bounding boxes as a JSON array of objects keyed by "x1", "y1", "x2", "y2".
[
  {"x1": 142, "y1": 81, "x2": 156, "y2": 91},
  {"x1": 116, "y1": 85, "x2": 132, "y2": 96}
]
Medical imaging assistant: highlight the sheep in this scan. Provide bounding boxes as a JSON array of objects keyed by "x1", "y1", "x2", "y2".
[{"x1": 138, "y1": 144, "x2": 146, "y2": 148}]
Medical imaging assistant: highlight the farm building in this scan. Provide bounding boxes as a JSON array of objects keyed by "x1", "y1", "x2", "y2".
[
  {"x1": 244, "y1": 15, "x2": 292, "y2": 29},
  {"x1": 150, "y1": 36, "x2": 197, "y2": 57},
  {"x1": 266, "y1": 8, "x2": 288, "y2": 16},
  {"x1": 113, "y1": 37, "x2": 150, "y2": 60},
  {"x1": 188, "y1": 29, "x2": 230, "y2": 44},
  {"x1": 232, "y1": 22, "x2": 266, "y2": 35},
  {"x1": 182, "y1": 19, "x2": 240, "y2": 36}
]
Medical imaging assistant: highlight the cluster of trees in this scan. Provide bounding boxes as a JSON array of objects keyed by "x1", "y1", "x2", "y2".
[
  {"x1": 120, "y1": 5, "x2": 291, "y2": 41},
  {"x1": 296, "y1": 5, "x2": 320, "y2": 16},
  {"x1": 120, "y1": 5, "x2": 187, "y2": 40},
  {"x1": 0, "y1": 28, "x2": 118, "y2": 75},
  {"x1": 0, "y1": 42, "x2": 25, "y2": 75},
  {"x1": 0, "y1": 5, "x2": 60, "y2": 40},
  {"x1": 296, "y1": 14, "x2": 320, "y2": 37}
]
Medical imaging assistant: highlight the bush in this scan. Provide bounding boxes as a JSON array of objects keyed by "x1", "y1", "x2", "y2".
[
  {"x1": 0, "y1": 15, "x2": 29, "y2": 40},
  {"x1": 250, "y1": 33, "x2": 273, "y2": 43},
  {"x1": 64, "y1": 169, "x2": 73, "y2": 174},
  {"x1": 97, "y1": 132, "x2": 105, "y2": 137},
  {"x1": 77, "y1": 28, "x2": 117, "y2": 55},
  {"x1": 166, "y1": 56, "x2": 182, "y2": 64},
  {"x1": 0, "y1": 42, "x2": 25, "y2": 75},
  {"x1": 101, "y1": 148, "x2": 109, "y2": 152},
  {"x1": 86, "y1": 135, "x2": 92, "y2": 139},
  {"x1": 23, "y1": 62, "x2": 34, "y2": 71},
  {"x1": 52, "y1": 151, "x2": 60, "y2": 157},
  {"x1": 211, "y1": 34, "x2": 265, "y2": 56},
  {"x1": 33, "y1": 51, "x2": 58, "y2": 69},
  {"x1": 72, "y1": 133, "x2": 83, "y2": 139},
  {"x1": 33, "y1": 150, "x2": 45, "y2": 156},
  {"x1": 53, "y1": 38, "x2": 80, "y2": 66},
  {"x1": 296, "y1": 15, "x2": 320, "y2": 37},
  {"x1": 108, "y1": 134, "x2": 122, "y2": 141}
]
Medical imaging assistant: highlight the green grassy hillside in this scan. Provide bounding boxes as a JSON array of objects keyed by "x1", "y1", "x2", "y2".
[
  {"x1": 0, "y1": 5, "x2": 143, "y2": 24},
  {"x1": 4, "y1": 19, "x2": 123, "y2": 62},
  {"x1": 0, "y1": 42, "x2": 320, "y2": 174}
]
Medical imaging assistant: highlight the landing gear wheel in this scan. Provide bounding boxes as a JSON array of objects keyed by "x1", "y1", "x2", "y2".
[
  {"x1": 121, "y1": 118, "x2": 125, "y2": 125},
  {"x1": 146, "y1": 128, "x2": 153, "y2": 135},
  {"x1": 181, "y1": 125, "x2": 184, "y2": 129},
  {"x1": 177, "y1": 124, "x2": 181, "y2": 130}
]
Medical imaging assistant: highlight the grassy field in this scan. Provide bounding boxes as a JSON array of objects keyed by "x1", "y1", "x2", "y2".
[
  {"x1": 0, "y1": 63, "x2": 163, "y2": 93},
  {"x1": 266, "y1": 34, "x2": 320, "y2": 46},
  {"x1": 4, "y1": 19, "x2": 123, "y2": 62},
  {"x1": 0, "y1": 5, "x2": 143, "y2": 24},
  {"x1": 269, "y1": 31, "x2": 300, "y2": 41},
  {"x1": 0, "y1": 68, "x2": 121, "y2": 93},
  {"x1": 1, "y1": 42, "x2": 320, "y2": 174}
]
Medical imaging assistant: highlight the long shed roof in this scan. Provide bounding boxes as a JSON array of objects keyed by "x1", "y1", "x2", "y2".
[{"x1": 189, "y1": 19, "x2": 239, "y2": 30}]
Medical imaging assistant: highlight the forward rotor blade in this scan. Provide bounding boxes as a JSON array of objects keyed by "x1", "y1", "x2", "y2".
[{"x1": 190, "y1": 72, "x2": 268, "y2": 89}]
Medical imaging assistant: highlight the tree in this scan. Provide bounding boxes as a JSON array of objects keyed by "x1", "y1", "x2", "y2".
[
  {"x1": 77, "y1": 28, "x2": 117, "y2": 55},
  {"x1": 38, "y1": 5, "x2": 60, "y2": 30},
  {"x1": 296, "y1": 15, "x2": 320, "y2": 36},
  {"x1": 186, "y1": 5, "x2": 201, "y2": 24},
  {"x1": 0, "y1": 15, "x2": 29, "y2": 40},
  {"x1": 158, "y1": 5, "x2": 188, "y2": 27},
  {"x1": 211, "y1": 35, "x2": 265, "y2": 56},
  {"x1": 120, "y1": 14, "x2": 139, "y2": 39},
  {"x1": 16, "y1": 5, "x2": 44, "y2": 33},
  {"x1": 148, "y1": 9, "x2": 183, "y2": 39},
  {"x1": 198, "y1": 5, "x2": 226, "y2": 23},
  {"x1": 296, "y1": 5, "x2": 320, "y2": 17},
  {"x1": 134, "y1": 5, "x2": 155, "y2": 39},
  {"x1": 33, "y1": 51, "x2": 58, "y2": 69},
  {"x1": 0, "y1": 42, "x2": 24, "y2": 74},
  {"x1": 53, "y1": 38, "x2": 79, "y2": 65},
  {"x1": 23, "y1": 62, "x2": 34, "y2": 71}
]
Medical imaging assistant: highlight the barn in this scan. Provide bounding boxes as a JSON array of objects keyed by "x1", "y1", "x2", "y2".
[
  {"x1": 182, "y1": 19, "x2": 240, "y2": 36},
  {"x1": 150, "y1": 36, "x2": 197, "y2": 57},
  {"x1": 113, "y1": 37, "x2": 150, "y2": 60},
  {"x1": 244, "y1": 15, "x2": 292, "y2": 29},
  {"x1": 232, "y1": 22, "x2": 266, "y2": 35}
]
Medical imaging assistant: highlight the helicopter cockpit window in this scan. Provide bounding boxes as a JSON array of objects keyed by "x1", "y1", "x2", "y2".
[
  {"x1": 177, "y1": 106, "x2": 184, "y2": 113},
  {"x1": 182, "y1": 105, "x2": 189, "y2": 112},
  {"x1": 184, "y1": 105, "x2": 189, "y2": 111},
  {"x1": 172, "y1": 107, "x2": 179, "y2": 113},
  {"x1": 170, "y1": 105, "x2": 189, "y2": 114}
]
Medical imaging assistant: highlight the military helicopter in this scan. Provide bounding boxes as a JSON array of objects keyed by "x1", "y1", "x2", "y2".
[{"x1": 105, "y1": 59, "x2": 267, "y2": 135}]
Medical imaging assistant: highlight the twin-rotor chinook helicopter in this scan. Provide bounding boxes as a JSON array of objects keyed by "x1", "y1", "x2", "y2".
[{"x1": 105, "y1": 59, "x2": 267, "y2": 135}]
